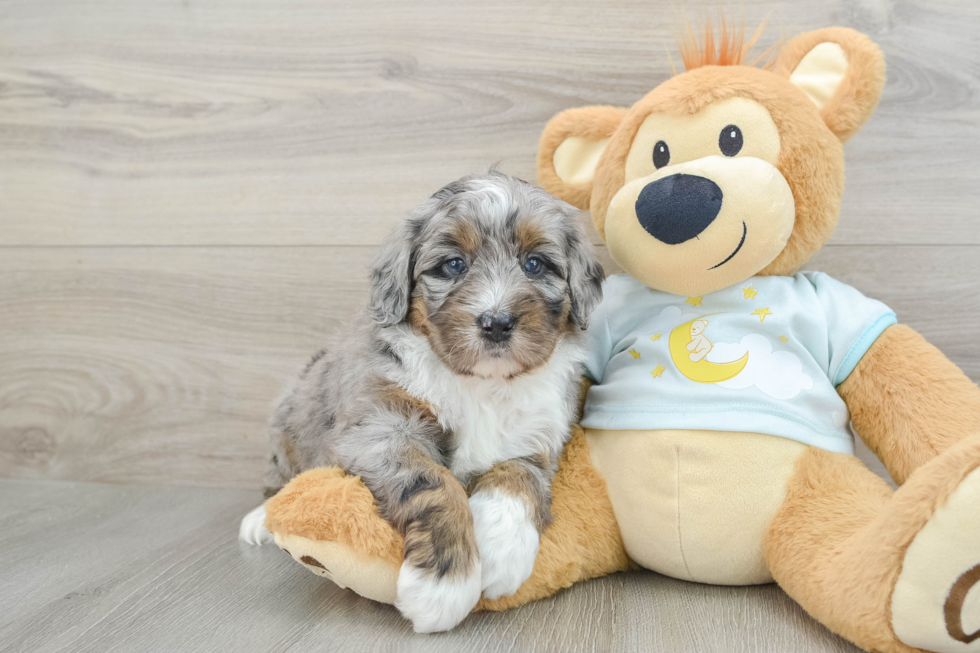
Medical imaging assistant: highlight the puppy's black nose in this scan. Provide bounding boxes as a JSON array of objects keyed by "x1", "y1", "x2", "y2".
[
  {"x1": 635, "y1": 174, "x2": 723, "y2": 244},
  {"x1": 479, "y1": 313, "x2": 518, "y2": 343}
]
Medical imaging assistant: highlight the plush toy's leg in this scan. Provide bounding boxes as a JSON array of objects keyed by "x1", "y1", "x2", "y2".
[
  {"x1": 265, "y1": 427, "x2": 631, "y2": 611},
  {"x1": 839, "y1": 324, "x2": 980, "y2": 485},
  {"x1": 765, "y1": 433, "x2": 980, "y2": 653}
]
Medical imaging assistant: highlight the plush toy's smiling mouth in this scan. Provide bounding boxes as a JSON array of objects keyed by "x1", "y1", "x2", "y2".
[{"x1": 708, "y1": 222, "x2": 747, "y2": 270}]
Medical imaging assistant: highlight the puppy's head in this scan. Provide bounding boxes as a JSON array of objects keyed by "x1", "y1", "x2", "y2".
[{"x1": 369, "y1": 171, "x2": 604, "y2": 379}]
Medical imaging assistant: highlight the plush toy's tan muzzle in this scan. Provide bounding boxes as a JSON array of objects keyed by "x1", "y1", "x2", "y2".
[{"x1": 605, "y1": 155, "x2": 795, "y2": 296}]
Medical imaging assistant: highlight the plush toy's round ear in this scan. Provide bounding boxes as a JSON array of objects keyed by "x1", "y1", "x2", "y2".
[
  {"x1": 537, "y1": 106, "x2": 628, "y2": 210},
  {"x1": 773, "y1": 27, "x2": 886, "y2": 143}
]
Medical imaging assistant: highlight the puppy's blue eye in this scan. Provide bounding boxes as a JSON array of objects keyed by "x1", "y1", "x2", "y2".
[
  {"x1": 524, "y1": 256, "x2": 544, "y2": 276},
  {"x1": 443, "y1": 258, "x2": 467, "y2": 276}
]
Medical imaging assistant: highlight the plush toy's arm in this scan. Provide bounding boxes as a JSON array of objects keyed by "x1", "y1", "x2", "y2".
[{"x1": 838, "y1": 324, "x2": 980, "y2": 484}]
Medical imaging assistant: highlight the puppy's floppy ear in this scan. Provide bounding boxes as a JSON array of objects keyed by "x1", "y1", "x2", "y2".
[
  {"x1": 563, "y1": 209, "x2": 605, "y2": 329},
  {"x1": 537, "y1": 106, "x2": 628, "y2": 210},
  {"x1": 368, "y1": 218, "x2": 418, "y2": 327},
  {"x1": 774, "y1": 27, "x2": 886, "y2": 143}
]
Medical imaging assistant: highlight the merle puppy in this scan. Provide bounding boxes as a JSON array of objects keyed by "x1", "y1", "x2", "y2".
[{"x1": 240, "y1": 171, "x2": 603, "y2": 632}]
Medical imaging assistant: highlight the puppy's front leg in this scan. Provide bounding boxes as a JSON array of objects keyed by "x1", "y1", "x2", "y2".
[
  {"x1": 353, "y1": 446, "x2": 481, "y2": 633},
  {"x1": 469, "y1": 453, "x2": 555, "y2": 600}
]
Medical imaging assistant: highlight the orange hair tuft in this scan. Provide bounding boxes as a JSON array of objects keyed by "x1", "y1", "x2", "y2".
[{"x1": 675, "y1": 13, "x2": 779, "y2": 72}]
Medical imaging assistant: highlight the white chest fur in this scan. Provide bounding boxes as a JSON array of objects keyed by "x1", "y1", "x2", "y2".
[{"x1": 392, "y1": 335, "x2": 582, "y2": 480}]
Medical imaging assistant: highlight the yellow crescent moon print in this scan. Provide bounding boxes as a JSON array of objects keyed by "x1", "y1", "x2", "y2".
[{"x1": 669, "y1": 317, "x2": 749, "y2": 383}]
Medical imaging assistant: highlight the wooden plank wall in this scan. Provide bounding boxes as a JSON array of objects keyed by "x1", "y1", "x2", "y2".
[{"x1": 1, "y1": 0, "x2": 978, "y2": 488}]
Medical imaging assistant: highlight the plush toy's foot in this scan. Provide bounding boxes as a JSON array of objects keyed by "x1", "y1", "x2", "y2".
[
  {"x1": 891, "y1": 444, "x2": 980, "y2": 653},
  {"x1": 766, "y1": 432, "x2": 980, "y2": 653},
  {"x1": 264, "y1": 428, "x2": 631, "y2": 617},
  {"x1": 265, "y1": 467, "x2": 403, "y2": 604}
]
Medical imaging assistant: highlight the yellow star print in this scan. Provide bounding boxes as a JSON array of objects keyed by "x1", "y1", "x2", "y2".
[
  {"x1": 650, "y1": 333, "x2": 662, "y2": 342},
  {"x1": 779, "y1": 336, "x2": 789, "y2": 343},
  {"x1": 685, "y1": 296, "x2": 703, "y2": 307},
  {"x1": 651, "y1": 364, "x2": 666, "y2": 378},
  {"x1": 752, "y1": 307, "x2": 773, "y2": 322},
  {"x1": 628, "y1": 348, "x2": 641, "y2": 359},
  {"x1": 742, "y1": 286, "x2": 758, "y2": 300}
]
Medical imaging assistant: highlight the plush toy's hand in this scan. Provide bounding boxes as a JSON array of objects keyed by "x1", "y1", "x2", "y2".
[
  {"x1": 470, "y1": 489, "x2": 540, "y2": 600},
  {"x1": 395, "y1": 547, "x2": 482, "y2": 633}
]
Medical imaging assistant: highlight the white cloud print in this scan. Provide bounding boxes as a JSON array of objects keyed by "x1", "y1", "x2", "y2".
[
  {"x1": 708, "y1": 334, "x2": 813, "y2": 400},
  {"x1": 656, "y1": 305, "x2": 696, "y2": 324}
]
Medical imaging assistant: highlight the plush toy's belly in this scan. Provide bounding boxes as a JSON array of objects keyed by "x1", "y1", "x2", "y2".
[{"x1": 584, "y1": 428, "x2": 809, "y2": 585}]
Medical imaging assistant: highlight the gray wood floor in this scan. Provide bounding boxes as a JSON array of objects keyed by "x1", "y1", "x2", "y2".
[
  {"x1": 0, "y1": 479, "x2": 861, "y2": 653},
  {"x1": 0, "y1": 0, "x2": 977, "y2": 650}
]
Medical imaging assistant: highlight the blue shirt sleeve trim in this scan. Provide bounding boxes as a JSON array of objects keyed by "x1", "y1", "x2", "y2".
[
  {"x1": 832, "y1": 312, "x2": 898, "y2": 387},
  {"x1": 582, "y1": 292, "x2": 613, "y2": 383}
]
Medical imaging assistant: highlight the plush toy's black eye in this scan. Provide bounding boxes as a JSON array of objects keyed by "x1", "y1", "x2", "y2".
[
  {"x1": 653, "y1": 141, "x2": 670, "y2": 169},
  {"x1": 523, "y1": 256, "x2": 544, "y2": 276},
  {"x1": 443, "y1": 257, "x2": 467, "y2": 276},
  {"x1": 719, "y1": 125, "x2": 743, "y2": 157}
]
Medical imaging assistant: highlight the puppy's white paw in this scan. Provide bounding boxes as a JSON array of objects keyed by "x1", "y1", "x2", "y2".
[
  {"x1": 239, "y1": 504, "x2": 274, "y2": 546},
  {"x1": 395, "y1": 560, "x2": 482, "y2": 633},
  {"x1": 470, "y1": 489, "x2": 539, "y2": 600}
]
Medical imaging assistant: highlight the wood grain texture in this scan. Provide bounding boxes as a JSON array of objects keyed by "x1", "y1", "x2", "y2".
[
  {"x1": 0, "y1": 0, "x2": 978, "y2": 247},
  {"x1": 0, "y1": 246, "x2": 368, "y2": 488},
  {"x1": 0, "y1": 245, "x2": 976, "y2": 488},
  {"x1": 0, "y1": 478, "x2": 861, "y2": 653},
  {"x1": 0, "y1": 0, "x2": 977, "y2": 650}
]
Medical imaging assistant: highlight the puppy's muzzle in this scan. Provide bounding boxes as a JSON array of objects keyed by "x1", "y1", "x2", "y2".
[
  {"x1": 479, "y1": 312, "x2": 518, "y2": 344},
  {"x1": 635, "y1": 173, "x2": 723, "y2": 244}
]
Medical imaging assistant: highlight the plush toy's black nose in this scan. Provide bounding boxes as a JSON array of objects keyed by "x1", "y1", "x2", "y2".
[
  {"x1": 635, "y1": 174, "x2": 723, "y2": 244},
  {"x1": 479, "y1": 312, "x2": 518, "y2": 343}
]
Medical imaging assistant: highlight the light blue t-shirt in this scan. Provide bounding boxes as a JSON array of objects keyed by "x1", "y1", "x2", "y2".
[{"x1": 581, "y1": 273, "x2": 897, "y2": 454}]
